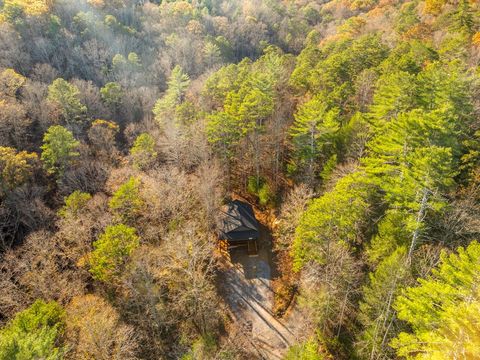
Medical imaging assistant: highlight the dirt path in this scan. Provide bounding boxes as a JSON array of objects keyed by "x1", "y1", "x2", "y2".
[{"x1": 220, "y1": 242, "x2": 299, "y2": 359}]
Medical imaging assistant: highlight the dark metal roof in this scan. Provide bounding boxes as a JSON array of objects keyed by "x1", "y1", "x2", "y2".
[{"x1": 219, "y1": 200, "x2": 259, "y2": 241}]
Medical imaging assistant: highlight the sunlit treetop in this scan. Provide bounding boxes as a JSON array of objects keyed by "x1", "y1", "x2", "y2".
[
  {"x1": 58, "y1": 190, "x2": 92, "y2": 218},
  {"x1": 424, "y1": 0, "x2": 448, "y2": 14},
  {"x1": 160, "y1": 1, "x2": 194, "y2": 17},
  {"x1": 2, "y1": 0, "x2": 51, "y2": 16},
  {"x1": 473, "y1": 32, "x2": 480, "y2": 46},
  {"x1": 0, "y1": 147, "x2": 37, "y2": 192},
  {"x1": 0, "y1": 69, "x2": 26, "y2": 98},
  {"x1": 0, "y1": 300, "x2": 65, "y2": 359},
  {"x1": 91, "y1": 119, "x2": 120, "y2": 132}
]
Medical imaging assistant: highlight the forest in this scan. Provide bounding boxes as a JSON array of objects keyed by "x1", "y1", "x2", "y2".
[{"x1": 0, "y1": 0, "x2": 479, "y2": 359}]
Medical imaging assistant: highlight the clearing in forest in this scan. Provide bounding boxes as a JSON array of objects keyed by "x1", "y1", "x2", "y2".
[{"x1": 219, "y1": 222, "x2": 301, "y2": 359}]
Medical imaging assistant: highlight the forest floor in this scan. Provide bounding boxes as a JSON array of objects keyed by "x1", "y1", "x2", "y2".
[{"x1": 218, "y1": 224, "x2": 303, "y2": 359}]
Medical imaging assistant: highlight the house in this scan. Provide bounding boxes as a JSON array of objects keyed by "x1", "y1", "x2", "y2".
[{"x1": 219, "y1": 200, "x2": 259, "y2": 255}]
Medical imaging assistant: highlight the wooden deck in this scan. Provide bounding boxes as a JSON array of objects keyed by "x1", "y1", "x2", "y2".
[{"x1": 219, "y1": 239, "x2": 259, "y2": 257}]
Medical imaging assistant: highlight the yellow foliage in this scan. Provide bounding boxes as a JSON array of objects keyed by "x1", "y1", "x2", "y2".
[
  {"x1": 473, "y1": 32, "x2": 480, "y2": 46},
  {"x1": 404, "y1": 23, "x2": 433, "y2": 40},
  {"x1": 0, "y1": 146, "x2": 37, "y2": 191},
  {"x1": 0, "y1": 68, "x2": 26, "y2": 98},
  {"x1": 91, "y1": 119, "x2": 119, "y2": 132},
  {"x1": 368, "y1": 6, "x2": 388, "y2": 17},
  {"x1": 67, "y1": 294, "x2": 118, "y2": 327},
  {"x1": 424, "y1": 0, "x2": 448, "y2": 14},
  {"x1": 347, "y1": 0, "x2": 378, "y2": 11},
  {"x1": 76, "y1": 254, "x2": 87, "y2": 268},
  {"x1": 172, "y1": 1, "x2": 193, "y2": 15},
  {"x1": 66, "y1": 294, "x2": 136, "y2": 359},
  {"x1": 338, "y1": 16, "x2": 367, "y2": 36},
  {"x1": 4, "y1": 0, "x2": 50, "y2": 16}
]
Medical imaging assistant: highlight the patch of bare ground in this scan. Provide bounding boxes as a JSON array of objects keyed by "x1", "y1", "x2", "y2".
[{"x1": 217, "y1": 202, "x2": 305, "y2": 359}]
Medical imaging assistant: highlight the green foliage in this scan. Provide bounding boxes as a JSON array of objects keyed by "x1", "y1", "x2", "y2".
[
  {"x1": 154, "y1": 65, "x2": 190, "y2": 124},
  {"x1": 395, "y1": 2, "x2": 420, "y2": 34},
  {"x1": 340, "y1": 112, "x2": 370, "y2": 159},
  {"x1": 174, "y1": 100, "x2": 198, "y2": 126},
  {"x1": 391, "y1": 241, "x2": 480, "y2": 359},
  {"x1": 363, "y1": 109, "x2": 459, "y2": 208},
  {"x1": 289, "y1": 96, "x2": 340, "y2": 180},
  {"x1": 247, "y1": 176, "x2": 273, "y2": 206},
  {"x1": 203, "y1": 59, "x2": 251, "y2": 107},
  {"x1": 292, "y1": 171, "x2": 373, "y2": 271},
  {"x1": 72, "y1": 11, "x2": 91, "y2": 35},
  {"x1": 180, "y1": 334, "x2": 218, "y2": 360},
  {"x1": 450, "y1": 0, "x2": 475, "y2": 34},
  {"x1": 416, "y1": 61, "x2": 474, "y2": 121},
  {"x1": 203, "y1": 42, "x2": 221, "y2": 67},
  {"x1": 285, "y1": 338, "x2": 323, "y2": 360},
  {"x1": 112, "y1": 54, "x2": 127, "y2": 71},
  {"x1": 369, "y1": 71, "x2": 418, "y2": 123},
  {"x1": 130, "y1": 133, "x2": 157, "y2": 170},
  {"x1": 235, "y1": 78, "x2": 275, "y2": 126},
  {"x1": 289, "y1": 30, "x2": 321, "y2": 92},
  {"x1": 58, "y1": 190, "x2": 92, "y2": 218},
  {"x1": 0, "y1": 300, "x2": 65, "y2": 360},
  {"x1": 40, "y1": 125, "x2": 80, "y2": 176},
  {"x1": 205, "y1": 49, "x2": 286, "y2": 158},
  {"x1": 378, "y1": 41, "x2": 438, "y2": 74},
  {"x1": 109, "y1": 176, "x2": 144, "y2": 223},
  {"x1": 0, "y1": 1, "x2": 25, "y2": 25},
  {"x1": 361, "y1": 107, "x2": 460, "y2": 265},
  {"x1": 48, "y1": 15, "x2": 61, "y2": 36},
  {"x1": 89, "y1": 224, "x2": 139, "y2": 282},
  {"x1": 366, "y1": 209, "x2": 411, "y2": 266},
  {"x1": 438, "y1": 32, "x2": 471, "y2": 61},
  {"x1": 104, "y1": 14, "x2": 137, "y2": 35},
  {"x1": 1, "y1": 0, "x2": 480, "y2": 358},
  {"x1": 127, "y1": 52, "x2": 141, "y2": 68},
  {"x1": 319, "y1": 154, "x2": 337, "y2": 183},
  {"x1": 47, "y1": 79, "x2": 87, "y2": 127},
  {"x1": 111, "y1": 52, "x2": 141, "y2": 74},
  {"x1": 100, "y1": 82, "x2": 123, "y2": 108},
  {"x1": 460, "y1": 129, "x2": 480, "y2": 183},
  {"x1": 205, "y1": 111, "x2": 242, "y2": 159},
  {"x1": 295, "y1": 34, "x2": 389, "y2": 108},
  {"x1": 356, "y1": 247, "x2": 410, "y2": 359}
]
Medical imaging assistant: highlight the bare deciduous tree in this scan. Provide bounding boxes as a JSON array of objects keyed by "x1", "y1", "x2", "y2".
[{"x1": 66, "y1": 294, "x2": 138, "y2": 360}]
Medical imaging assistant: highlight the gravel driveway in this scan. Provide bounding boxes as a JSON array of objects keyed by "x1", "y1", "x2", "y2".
[{"x1": 220, "y1": 231, "x2": 298, "y2": 359}]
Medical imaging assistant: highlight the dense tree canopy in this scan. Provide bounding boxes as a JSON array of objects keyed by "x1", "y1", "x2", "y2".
[
  {"x1": 40, "y1": 125, "x2": 80, "y2": 176},
  {"x1": 0, "y1": 0, "x2": 479, "y2": 358},
  {"x1": 392, "y1": 241, "x2": 480, "y2": 359},
  {"x1": 0, "y1": 300, "x2": 65, "y2": 360},
  {"x1": 88, "y1": 223, "x2": 140, "y2": 282}
]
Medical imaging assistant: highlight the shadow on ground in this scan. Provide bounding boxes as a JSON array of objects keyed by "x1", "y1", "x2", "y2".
[{"x1": 220, "y1": 222, "x2": 298, "y2": 359}]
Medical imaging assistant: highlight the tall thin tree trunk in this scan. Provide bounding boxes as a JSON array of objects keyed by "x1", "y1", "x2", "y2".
[
  {"x1": 407, "y1": 188, "x2": 429, "y2": 263},
  {"x1": 309, "y1": 125, "x2": 315, "y2": 186}
]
